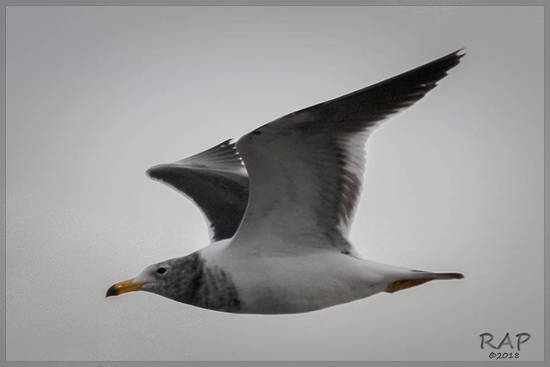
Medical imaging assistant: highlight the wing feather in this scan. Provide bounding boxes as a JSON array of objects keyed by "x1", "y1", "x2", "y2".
[
  {"x1": 147, "y1": 139, "x2": 249, "y2": 242},
  {"x1": 232, "y1": 50, "x2": 464, "y2": 252}
]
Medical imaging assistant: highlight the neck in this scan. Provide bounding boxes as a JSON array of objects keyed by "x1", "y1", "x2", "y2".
[{"x1": 169, "y1": 252, "x2": 241, "y2": 313}]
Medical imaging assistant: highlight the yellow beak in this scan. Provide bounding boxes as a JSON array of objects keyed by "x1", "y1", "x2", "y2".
[{"x1": 105, "y1": 278, "x2": 147, "y2": 297}]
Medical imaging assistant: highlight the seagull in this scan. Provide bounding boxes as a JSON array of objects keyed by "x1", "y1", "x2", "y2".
[{"x1": 106, "y1": 49, "x2": 465, "y2": 314}]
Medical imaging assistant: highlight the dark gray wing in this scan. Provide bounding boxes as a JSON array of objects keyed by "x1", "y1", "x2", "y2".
[
  {"x1": 147, "y1": 139, "x2": 249, "y2": 242},
  {"x1": 232, "y1": 50, "x2": 464, "y2": 253}
]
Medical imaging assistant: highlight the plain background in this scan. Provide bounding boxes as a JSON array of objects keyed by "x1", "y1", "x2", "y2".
[{"x1": 6, "y1": 6, "x2": 544, "y2": 361}]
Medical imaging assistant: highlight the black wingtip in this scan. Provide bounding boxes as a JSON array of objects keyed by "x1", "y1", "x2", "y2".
[
  {"x1": 435, "y1": 47, "x2": 466, "y2": 68},
  {"x1": 145, "y1": 165, "x2": 163, "y2": 179},
  {"x1": 146, "y1": 163, "x2": 180, "y2": 182},
  {"x1": 422, "y1": 48, "x2": 466, "y2": 72},
  {"x1": 454, "y1": 47, "x2": 466, "y2": 59}
]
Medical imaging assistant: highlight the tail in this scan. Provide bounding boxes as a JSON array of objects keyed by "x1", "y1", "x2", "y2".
[
  {"x1": 385, "y1": 271, "x2": 464, "y2": 293},
  {"x1": 432, "y1": 272, "x2": 464, "y2": 280}
]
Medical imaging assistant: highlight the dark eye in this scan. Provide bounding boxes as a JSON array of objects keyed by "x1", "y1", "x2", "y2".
[
  {"x1": 251, "y1": 130, "x2": 262, "y2": 135},
  {"x1": 157, "y1": 267, "x2": 167, "y2": 274}
]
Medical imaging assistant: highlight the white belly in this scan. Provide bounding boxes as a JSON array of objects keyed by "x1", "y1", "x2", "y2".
[{"x1": 200, "y1": 243, "x2": 394, "y2": 314}]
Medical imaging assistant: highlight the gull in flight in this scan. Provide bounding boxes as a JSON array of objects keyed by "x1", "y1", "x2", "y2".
[{"x1": 106, "y1": 50, "x2": 465, "y2": 314}]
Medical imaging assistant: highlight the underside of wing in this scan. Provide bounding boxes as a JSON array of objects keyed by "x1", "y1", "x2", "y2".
[
  {"x1": 147, "y1": 139, "x2": 249, "y2": 242},
  {"x1": 233, "y1": 50, "x2": 464, "y2": 252}
]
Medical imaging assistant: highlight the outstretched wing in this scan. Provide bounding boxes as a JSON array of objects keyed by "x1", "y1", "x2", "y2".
[
  {"x1": 147, "y1": 139, "x2": 249, "y2": 242},
  {"x1": 232, "y1": 50, "x2": 464, "y2": 253}
]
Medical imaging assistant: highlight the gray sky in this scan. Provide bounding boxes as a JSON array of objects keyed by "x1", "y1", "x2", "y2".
[{"x1": 6, "y1": 6, "x2": 543, "y2": 361}]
